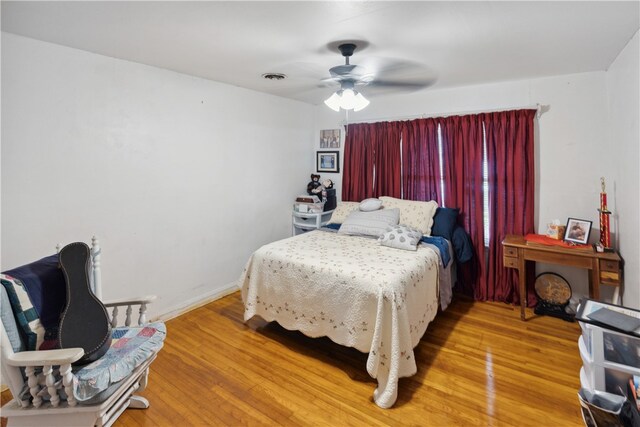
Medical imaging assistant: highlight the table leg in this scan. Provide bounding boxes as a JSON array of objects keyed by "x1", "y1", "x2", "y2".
[
  {"x1": 589, "y1": 259, "x2": 601, "y2": 301},
  {"x1": 518, "y1": 248, "x2": 526, "y2": 320}
]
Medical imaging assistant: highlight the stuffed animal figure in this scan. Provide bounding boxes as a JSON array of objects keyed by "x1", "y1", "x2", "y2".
[
  {"x1": 322, "y1": 179, "x2": 334, "y2": 189},
  {"x1": 307, "y1": 174, "x2": 322, "y2": 196}
]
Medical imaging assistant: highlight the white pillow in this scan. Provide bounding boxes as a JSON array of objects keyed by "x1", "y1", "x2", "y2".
[
  {"x1": 329, "y1": 201, "x2": 360, "y2": 224},
  {"x1": 379, "y1": 225, "x2": 423, "y2": 251},
  {"x1": 338, "y1": 208, "x2": 400, "y2": 238},
  {"x1": 379, "y1": 196, "x2": 438, "y2": 235},
  {"x1": 360, "y1": 198, "x2": 383, "y2": 212}
]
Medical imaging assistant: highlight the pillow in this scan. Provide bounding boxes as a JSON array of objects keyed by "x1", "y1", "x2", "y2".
[
  {"x1": 379, "y1": 225, "x2": 423, "y2": 251},
  {"x1": 452, "y1": 226, "x2": 474, "y2": 263},
  {"x1": 360, "y1": 198, "x2": 383, "y2": 212},
  {"x1": 338, "y1": 208, "x2": 400, "y2": 238},
  {"x1": 431, "y1": 207, "x2": 460, "y2": 241},
  {"x1": 0, "y1": 274, "x2": 45, "y2": 351},
  {"x1": 379, "y1": 196, "x2": 438, "y2": 235},
  {"x1": 329, "y1": 201, "x2": 360, "y2": 224}
]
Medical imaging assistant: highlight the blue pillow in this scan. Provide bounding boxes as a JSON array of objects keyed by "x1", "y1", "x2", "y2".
[
  {"x1": 431, "y1": 207, "x2": 460, "y2": 241},
  {"x1": 452, "y1": 226, "x2": 474, "y2": 263}
]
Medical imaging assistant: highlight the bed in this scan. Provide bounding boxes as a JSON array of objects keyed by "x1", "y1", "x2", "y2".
[{"x1": 239, "y1": 200, "x2": 456, "y2": 408}]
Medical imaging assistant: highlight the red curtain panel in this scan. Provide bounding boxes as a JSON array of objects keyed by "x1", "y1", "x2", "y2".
[
  {"x1": 374, "y1": 121, "x2": 402, "y2": 198},
  {"x1": 343, "y1": 122, "x2": 402, "y2": 201},
  {"x1": 342, "y1": 123, "x2": 376, "y2": 201},
  {"x1": 401, "y1": 118, "x2": 443, "y2": 204},
  {"x1": 439, "y1": 114, "x2": 487, "y2": 299},
  {"x1": 484, "y1": 109, "x2": 537, "y2": 306}
]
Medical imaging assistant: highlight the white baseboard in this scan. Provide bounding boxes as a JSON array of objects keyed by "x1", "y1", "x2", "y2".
[{"x1": 154, "y1": 282, "x2": 239, "y2": 322}]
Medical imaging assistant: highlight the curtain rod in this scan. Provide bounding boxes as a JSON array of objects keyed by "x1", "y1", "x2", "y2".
[{"x1": 340, "y1": 103, "x2": 549, "y2": 126}]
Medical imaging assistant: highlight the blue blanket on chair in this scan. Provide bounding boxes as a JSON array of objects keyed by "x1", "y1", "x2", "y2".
[{"x1": 2, "y1": 255, "x2": 66, "y2": 329}]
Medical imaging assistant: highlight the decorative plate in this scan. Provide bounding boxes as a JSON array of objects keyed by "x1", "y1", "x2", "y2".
[{"x1": 534, "y1": 272, "x2": 571, "y2": 305}]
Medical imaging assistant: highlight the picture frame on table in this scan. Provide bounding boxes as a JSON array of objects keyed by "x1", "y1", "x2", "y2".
[
  {"x1": 317, "y1": 151, "x2": 340, "y2": 173},
  {"x1": 564, "y1": 217, "x2": 592, "y2": 245}
]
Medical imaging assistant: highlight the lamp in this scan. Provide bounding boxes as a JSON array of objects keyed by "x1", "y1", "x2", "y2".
[{"x1": 324, "y1": 83, "x2": 370, "y2": 112}]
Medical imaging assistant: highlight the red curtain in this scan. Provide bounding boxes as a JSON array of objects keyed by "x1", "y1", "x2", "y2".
[
  {"x1": 343, "y1": 122, "x2": 401, "y2": 201},
  {"x1": 342, "y1": 123, "x2": 375, "y2": 201},
  {"x1": 374, "y1": 122, "x2": 402, "y2": 198},
  {"x1": 484, "y1": 110, "x2": 537, "y2": 306},
  {"x1": 440, "y1": 115, "x2": 487, "y2": 297},
  {"x1": 401, "y1": 118, "x2": 442, "y2": 203},
  {"x1": 343, "y1": 110, "x2": 536, "y2": 306}
]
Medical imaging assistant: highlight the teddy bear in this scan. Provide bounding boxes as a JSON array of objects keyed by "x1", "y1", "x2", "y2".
[{"x1": 307, "y1": 174, "x2": 323, "y2": 197}]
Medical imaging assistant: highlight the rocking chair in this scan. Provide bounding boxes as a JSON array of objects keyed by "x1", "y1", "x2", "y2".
[{"x1": 1, "y1": 237, "x2": 166, "y2": 427}]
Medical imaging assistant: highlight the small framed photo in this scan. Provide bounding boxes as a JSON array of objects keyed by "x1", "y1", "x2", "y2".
[
  {"x1": 317, "y1": 151, "x2": 340, "y2": 173},
  {"x1": 320, "y1": 129, "x2": 341, "y2": 149},
  {"x1": 564, "y1": 218, "x2": 592, "y2": 245}
]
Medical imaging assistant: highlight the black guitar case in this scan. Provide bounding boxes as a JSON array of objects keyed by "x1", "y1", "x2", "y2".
[{"x1": 58, "y1": 242, "x2": 112, "y2": 365}]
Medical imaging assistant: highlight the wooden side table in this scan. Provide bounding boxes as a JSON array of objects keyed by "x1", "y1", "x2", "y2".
[{"x1": 502, "y1": 235, "x2": 622, "y2": 320}]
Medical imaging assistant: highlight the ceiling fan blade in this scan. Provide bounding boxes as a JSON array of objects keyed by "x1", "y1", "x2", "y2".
[
  {"x1": 359, "y1": 57, "x2": 436, "y2": 84},
  {"x1": 367, "y1": 78, "x2": 436, "y2": 90}
]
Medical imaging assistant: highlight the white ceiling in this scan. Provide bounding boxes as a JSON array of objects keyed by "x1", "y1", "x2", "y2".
[{"x1": 2, "y1": 1, "x2": 639, "y2": 105}]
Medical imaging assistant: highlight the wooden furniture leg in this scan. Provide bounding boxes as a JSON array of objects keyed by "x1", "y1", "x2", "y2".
[
  {"x1": 518, "y1": 248, "x2": 526, "y2": 320},
  {"x1": 589, "y1": 259, "x2": 601, "y2": 301}
]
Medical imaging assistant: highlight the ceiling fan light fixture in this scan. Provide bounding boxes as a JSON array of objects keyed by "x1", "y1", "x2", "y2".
[
  {"x1": 324, "y1": 92, "x2": 342, "y2": 112},
  {"x1": 353, "y1": 92, "x2": 370, "y2": 112},
  {"x1": 340, "y1": 88, "x2": 357, "y2": 110},
  {"x1": 324, "y1": 88, "x2": 369, "y2": 112}
]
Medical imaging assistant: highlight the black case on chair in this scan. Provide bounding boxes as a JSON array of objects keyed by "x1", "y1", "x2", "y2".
[
  {"x1": 324, "y1": 188, "x2": 337, "y2": 211},
  {"x1": 58, "y1": 242, "x2": 112, "y2": 365}
]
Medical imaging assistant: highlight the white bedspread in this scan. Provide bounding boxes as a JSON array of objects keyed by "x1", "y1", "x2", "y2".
[{"x1": 239, "y1": 230, "x2": 440, "y2": 408}]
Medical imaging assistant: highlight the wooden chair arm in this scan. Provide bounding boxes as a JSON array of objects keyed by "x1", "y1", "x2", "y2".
[
  {"x1": 8, "y1": 348, "x2": 84, "y2": 408},
  {"x1": 103, "y1": 295, "x2": 157, "y2": 308},
  {"x1": 6, "y1": 348, "x2": 84, "y2": 367},
  {"x1": 103, "y1": 295, "x2": 156, "y2": 327}
]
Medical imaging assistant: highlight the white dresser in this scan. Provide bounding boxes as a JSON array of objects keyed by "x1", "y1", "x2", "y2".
[{"x1": 292, "y1": 209, "x2": 334, "y2": 235}]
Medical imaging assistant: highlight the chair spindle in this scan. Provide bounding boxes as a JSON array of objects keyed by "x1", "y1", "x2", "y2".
[
  {"x1": 61, "y1": 363, "x2": 77, "y2": 407},
  {"x1": 138, "y1": 303, "x2": 148, "y2": 325},
  {"x1": 125, "y1": 305, "x2": 133, "y2": 327},
  {"x1": 44, "y1": 365, "x2": 60, "y2": 407},
  {"x1": 111, "y1": 306, "x2": 119, "y2": 328},
  {"x1": 25, "y1": 366, "x2": 42, "y2": 408}
]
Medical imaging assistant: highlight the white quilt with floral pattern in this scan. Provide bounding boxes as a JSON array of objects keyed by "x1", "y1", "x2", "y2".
[{"x1": 239, "y1": 230, "x2": 440, "y2": 408}]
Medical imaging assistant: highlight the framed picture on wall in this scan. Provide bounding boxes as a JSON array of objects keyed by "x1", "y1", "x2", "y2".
[
  {"x1": 317, "y1": 151, "x2": 340, "y2": 173},
  {"x1": 564, "y1": 218, "x2": 592, "y2": 245},
  {"x1": 320, "y1": 129, "x2": 341, "y2": 149}
]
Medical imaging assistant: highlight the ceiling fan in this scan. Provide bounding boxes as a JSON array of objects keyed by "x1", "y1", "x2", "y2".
[{"x1": 322, "y1": 42, "x2": 436, "y2": 112}]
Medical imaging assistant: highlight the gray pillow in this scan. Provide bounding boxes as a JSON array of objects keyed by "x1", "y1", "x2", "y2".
[
  {"x1": 359, "y1": 198, "x2": 383, "y2": 212},
  {"x1": 338, "y1": 208, "x2": 400, "y2": 238},
  {"x1": 379, "y1": 225, "x2": 423, "y2": 251}
]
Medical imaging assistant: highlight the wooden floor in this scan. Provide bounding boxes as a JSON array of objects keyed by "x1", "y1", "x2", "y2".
[{"x1": 2, "y1": 291, "x2": 584, "y2": 426}]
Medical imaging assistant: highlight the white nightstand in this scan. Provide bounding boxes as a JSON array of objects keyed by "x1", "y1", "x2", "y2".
[{"x1": 292, "y1": 209, "x2": 335, "y2": 235}]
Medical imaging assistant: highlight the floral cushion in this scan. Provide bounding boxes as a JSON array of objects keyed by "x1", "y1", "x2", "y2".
[
  {"x1": 379, "y1": 197, "x2": 438, "y2": 235},
  {"x1": 73, "y1": 322, "x2": 166, "y2": 402}
]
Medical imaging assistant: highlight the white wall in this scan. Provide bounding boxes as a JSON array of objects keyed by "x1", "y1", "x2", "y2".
[
  {"x1": 315, "y1": 71, "x2": 629, "y2": 303},
  {"x1": 606, "y1": 30, "x2": 640, "y2": 309},
  {"x1": 1, "y1": 33, "x2": 315, "y2": 318}
]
